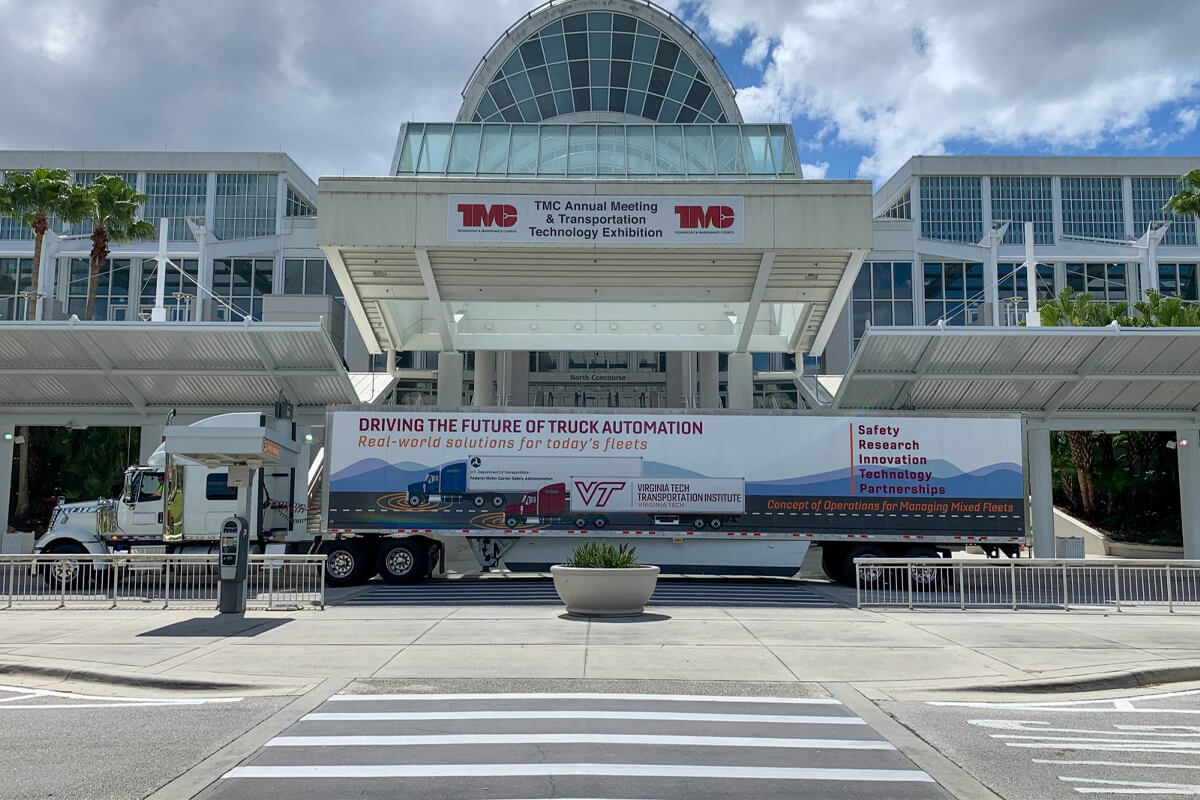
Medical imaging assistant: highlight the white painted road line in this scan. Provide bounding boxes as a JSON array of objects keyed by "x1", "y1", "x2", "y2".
[
  {"x1": 1036, "y1": 759, "x2": 1200, "y2": 770},
  {"x1": 327, "y1": 692, "x2": 843, "y2": 705},
  {"x1": 302, "y1": 710, "x2": 866, "y2": 725},
  {"x1": 222, "y1": 763, "x2": 934, "y2": 782},
  {"x1": 266, "y1": 733, "x2": 895, "y2": 750},
  {"x1": 1061, "y1": 776, "x2": 1200, "y2": 794}
]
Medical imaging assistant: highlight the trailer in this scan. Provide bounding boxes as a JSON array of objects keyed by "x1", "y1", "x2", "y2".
[{"x1": 34, "y1": 408, "x2": 1028, "y2": 589}]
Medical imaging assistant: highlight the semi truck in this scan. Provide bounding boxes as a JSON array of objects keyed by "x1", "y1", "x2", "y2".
[{"x1": 33, "y1": 408, "x2": 1028, "y2": 588}]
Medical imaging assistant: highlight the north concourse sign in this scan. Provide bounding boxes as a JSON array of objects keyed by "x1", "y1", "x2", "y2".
[{"x1": 447, "y1": 194, "x2": 745, "y2": 244}]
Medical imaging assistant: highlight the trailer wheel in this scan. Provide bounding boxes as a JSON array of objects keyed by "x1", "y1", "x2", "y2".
[
  {"x1": 376, "y1": 539, "x2": 427, "y2": 585},
  {"x1": 842, "y1": 544, "x2": 886, "y2": 588},
  {"x1": 472, "y1": 494, "x2": 486, "y2": 508},
  {"x1": 321, "y1": 540, "x2": 371, "y2": 586},
  {"x1": 592, "y1": 517, "x2": 607, "y2": 529},
  {"x1": 708, "y1": 517, "x2": 723, "y2": 530},
  {"x1": 692, "y1": 518, "x2": 707, "y2": 529},
  {"x1": 489, "y1": 494, "x2": 505, "y2": 509},
  {"x1": 573, "y1": 517, "x2": 588, "y2": 529},
  {"x1": 820, "y1": 545, "x2": 850, "y2": 585},
  {"x1": 904, "y1": 545, "x2": 946, "y2": 591}
]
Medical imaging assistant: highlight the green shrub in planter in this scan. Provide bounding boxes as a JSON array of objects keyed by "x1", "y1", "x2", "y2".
[{"x1": 564, "y1": 540, "x2": 638, "y2": 569}]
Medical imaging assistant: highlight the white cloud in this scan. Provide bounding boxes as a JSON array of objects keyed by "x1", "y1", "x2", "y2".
[
  {"x1": 801, "y1": 161, "x2": 829, "y2": 179},
  {"x1": 694, "y1": 0, "x2": 1200, "y2": 182}
]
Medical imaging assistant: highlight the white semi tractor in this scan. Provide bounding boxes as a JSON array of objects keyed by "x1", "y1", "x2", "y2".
[{"x1": 33, "y1": 408, "x2": 1028, "y2": 587}]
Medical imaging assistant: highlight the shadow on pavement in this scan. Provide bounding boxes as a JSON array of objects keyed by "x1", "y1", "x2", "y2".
[{"x1": 137, "y1": 616, "x2": 291, "y2": 638}]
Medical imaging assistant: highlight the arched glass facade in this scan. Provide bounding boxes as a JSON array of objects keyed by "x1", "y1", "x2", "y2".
[{"x1": 469, "y1": 10, "x2": 731, "y2": 125}]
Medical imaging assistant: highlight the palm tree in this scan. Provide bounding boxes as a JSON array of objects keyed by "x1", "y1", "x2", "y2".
[
  {"x1": 0, "y1": 170, "x2": 93, "y2": 525},
  {"x1": 84, "y1": 176, "x2": 154, "y2": 321},
  {"x1": 0, "y1": 168, "x2": 94, "y2": 320},
  {"x1": 1165, "y1": 169, "x2": 1200, "y2": 218}
]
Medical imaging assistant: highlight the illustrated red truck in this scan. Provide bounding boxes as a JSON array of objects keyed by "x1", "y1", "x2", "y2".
[{"x1": 504, "y1": 476, "x2": 746, "y2": 530}]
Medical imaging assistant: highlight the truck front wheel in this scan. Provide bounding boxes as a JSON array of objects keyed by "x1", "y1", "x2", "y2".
[
  {"x1": 376, "y1": 539, "x2": 427, "y2": 585},
  {"x1": 39, "y1": 541, "x2": 94, "y2": 588},
  {"x1": 321, "y1": 540, "x2": 371, "y2": 586},
  {"x1": 407, "y1": 494, "x2": 424, "y2": 508}
]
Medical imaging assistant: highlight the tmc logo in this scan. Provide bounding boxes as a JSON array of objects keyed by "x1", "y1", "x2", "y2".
[
  {"x1": 573, "y1": 480, "x2": 627, "y2": 508},
  {"x1": 674, "y1": 205, "x2": 735, "y2": 229},
  {"x1": 457, "y1": 203, "x2": 517, "y2": 228}
]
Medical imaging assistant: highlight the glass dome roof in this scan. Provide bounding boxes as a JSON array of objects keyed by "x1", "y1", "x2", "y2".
[{"x1": 466, "y1": 9, "x2": 735, "y2": 125}]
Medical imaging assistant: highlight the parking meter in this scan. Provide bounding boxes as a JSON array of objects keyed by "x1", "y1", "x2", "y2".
[{"x1": 218, "y1": 515, "x2": 249, "y2": 613}]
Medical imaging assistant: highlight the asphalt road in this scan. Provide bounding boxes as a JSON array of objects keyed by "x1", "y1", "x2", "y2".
[
  {"x1": 199, "y1": 681, "x2": 951, "y2": 800},
  {"x1": 0, "y1": 684, "x2": 290, "y2": 800},
  {"x1": 882, "y1": 687, "x2": 1200, "y2": 799}
]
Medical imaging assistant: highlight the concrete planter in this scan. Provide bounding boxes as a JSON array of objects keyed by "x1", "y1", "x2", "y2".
[
  {"x1": 550, "y1": 564, "x2": 660, "y2": 616},
  {"x1": 1103, "y1": 540, "x2": 1185, "y2": 559}
]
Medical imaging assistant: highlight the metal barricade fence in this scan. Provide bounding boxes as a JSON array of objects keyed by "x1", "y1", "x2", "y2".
[
  {"x1": 0, "y1": 554, "x2": 325, "y2": 610},
  {"x1": 856, "y1": 558, "x2": 1200, "y2": 612}
]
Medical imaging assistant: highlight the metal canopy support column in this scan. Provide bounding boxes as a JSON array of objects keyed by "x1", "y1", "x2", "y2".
[
  {"x1": 1028, "y1": 426, "x2": 1055, "y2": 557},
  {"x1": 0, "y1": 423, "x2": 13, "y2": 534},
  {"x1": 1177, "y1": 429, "x2": 1200, "y2": 559},
  {"x1": 810, "y1": 249, "x2": 869, "y2": 356},
  {"x1": 726, "y1": 352, "x2": 754, "y2": 410},
  {"x1": 698, "y1": 351, "x2": 719, "y2": 409},
  {"x1": 738, "y1": 251, "x2": 775, "y2": 353},
  {"x1": 414, "y1": 248, "x2": 456, "y2": 352},
  {"x1": 473, "y1": 351, "x2": 495, "y2": 406},
  {"x1": 437, "y1": 351, "x2": 464, "y2": 410}
]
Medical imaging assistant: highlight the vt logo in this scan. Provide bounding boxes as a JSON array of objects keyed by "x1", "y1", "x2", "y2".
[{"x1": 573, "y1": 480, "x2": 627, "y2": 508}]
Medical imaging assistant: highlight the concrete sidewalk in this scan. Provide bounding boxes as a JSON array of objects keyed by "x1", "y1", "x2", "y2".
[{"x1": 0, "y1": 600, "x2": 1197, "y2": 699}]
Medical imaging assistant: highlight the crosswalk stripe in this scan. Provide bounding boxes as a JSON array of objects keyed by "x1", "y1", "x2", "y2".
[
  {"x1": 327, "y1": 692, "x2": 843, "y2": 705},
  {"x1": 222, "y1": 763, "x2": 934, "y2": 782},
  {"x1": 266, "y1": 734, "x2": 895, "y2": 749},
  {"x1": 302, "y1": 710, "x2": 866, "y2": 725}
]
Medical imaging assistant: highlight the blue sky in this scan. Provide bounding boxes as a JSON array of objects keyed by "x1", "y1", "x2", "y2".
[
  {"x1": 683, "y1": 0, "x2": 1200, "y2": 183},
  {"x1": 0, "y1": 0, "x2": 1195, "y2": 185}
]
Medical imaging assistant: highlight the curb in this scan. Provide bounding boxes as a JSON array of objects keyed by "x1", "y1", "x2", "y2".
[
  {"x1": 943, "y1": 663, "x2": 1200, "y2": 695},
  {"x1": 0, "y1": 661, "x2": 255, "y2": 692}
]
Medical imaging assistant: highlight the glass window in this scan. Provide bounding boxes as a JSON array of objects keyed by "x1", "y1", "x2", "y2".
[
  {"x1": 447, "y1": 125, "x2": 482, "y2": 175},
  {"x1": 537, "y1": 125, "x2": 568, "y2": 175},
  {"x1": 920, "y1": 262, "x2": 985, "y2": 326},
  {"x1": 1062, "y1": 178, "x2": 1124, "y2": 240},
  {"x1": 567, "y1": 125, "x2": 597, "y2": 175},
  {"x1": 144, "y1": 173, "x2": 206, "y2": 241},
  {"x1": 1065, "y1": 262, "x2": 1129, "y2": 304},
  {"x1": 214, "y1": 173, "x2": 277, "y2": 239},
  {"x1": 653, "y1": 126, "x2": 684, "y2": 175},
  {"x1": 683, "y1": 126, "x2": 714, "y2": 175},
  {"x1": 1133, "y1": 177, "x2": 1197, "y2": 246},
  {"x1": 65, "y1": 257, "x2": 132, "y2": 320},
  {"x1": 878, "y1": 188, "x2": 911, "y2": 220},
  {"x1": 206, "y1": 474, "x2": 238, "y2": 501},
  {"x1": 0, "y1": 257, "x2": 33, "y2": 320},
  {"x1": 285, "y1": 186, "x2": 316, "y2": 217},
  {"x1": 139, "y1": 258, "x2": 198, "y2": 319},
  {"x1": 849, "y1": 261, "x2": 918, "y2": 350},
  {"x1": 211, "y1": 257, "x2": 274, "y2": 320},
  {"x1": 416, "y1": 124, "x2": 453, "y2": 173},
  {"x1": 467, "y1": 10, "x2": 734, "y2": 124},
  {"x1": 990, "y1": 177, "x2": 1052, "y2": 245},
  {"x1": 920, "y1": 177, "x2": 982, "y2": 243}
]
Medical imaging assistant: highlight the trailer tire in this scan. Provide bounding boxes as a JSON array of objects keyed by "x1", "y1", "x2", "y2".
[
  {"x1": 472, "y1": 495, "x2": 486, "y2": 508},
  {"x1": 592, "y1": 517, "x2": 607, "y2": 529},
  {"x1": 820, "y1": 545, "x2": 848, "y2": 585},
  {"x1": 321, "y1": 540, "x2": 371, "y2": 586},
  {"x1": 708, "y1": 518, "x2": 723, "y2": 530},
  {"x1": 39, "y1": 541, "x2": 94, "y2": 588},
  {"x1": 376, "y1": 539, "x2": 427, "y2": 585},
  {"x1": 842, "y1": 544, "x2": 886, "y2": 589},
  {"x1": 489, "y1": 494, "x2": 505, "y2": 509},
  {"x1": 573, "y1": 517, "x2": 588, "y2": 529},
  {"x1": 904, "y1": 545, "x2": 946, "y2": 591},
  {"x1": 692, "y1": 518, "x2": 707, "y2": 529}
]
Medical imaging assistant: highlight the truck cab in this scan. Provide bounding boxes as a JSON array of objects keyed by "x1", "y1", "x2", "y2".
[{"x1": 504, "y1": 483, "x2": 605, "y2": 529}]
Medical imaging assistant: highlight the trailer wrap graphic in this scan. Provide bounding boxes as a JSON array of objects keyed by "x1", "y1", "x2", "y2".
[{"x1": 328, "y1": 412, "x2": 1024, "y2": 538}]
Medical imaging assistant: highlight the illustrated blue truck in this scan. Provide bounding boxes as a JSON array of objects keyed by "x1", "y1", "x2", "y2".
[{"x1": 405, "y1": 455, "x2": 643, "y2": 510}]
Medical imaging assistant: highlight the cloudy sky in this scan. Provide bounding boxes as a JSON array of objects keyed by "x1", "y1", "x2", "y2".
[{"x1": 0, "y1": 0, "x2": 1196, "y2": 184}]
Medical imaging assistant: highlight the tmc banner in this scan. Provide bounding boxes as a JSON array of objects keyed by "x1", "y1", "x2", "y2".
[{"x1": 446, "y1": 194, "x2": 745, "y2": 244}]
